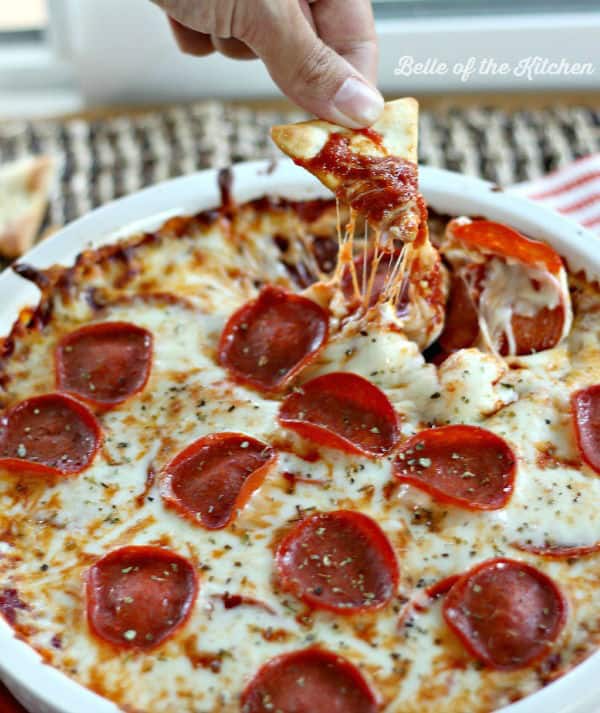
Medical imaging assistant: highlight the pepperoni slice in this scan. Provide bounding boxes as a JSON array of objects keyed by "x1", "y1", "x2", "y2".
[
  {"x1": 312, "y1": 236, "x2": 339, "y2": 274},
  {"x1": 398, "y1": 575, "x2": 463, "y2": 625},
  {"x1": 426, "y1": 574, "x2": 461, "y2": 601},
  {"x1": 439, "y1": 265, "x2": 566, "y2": 357},
  {"x1": 442, "y1": 221, "x2": 570, "y2": 356},
  {"x1": 443, "y1": 558, "x2": 566, "y2": 670},
  {"x1": 342, "y1": 249, "x2": 403, "y2": 311},
  {"x1": 86, "y1": 546, "x2": 197, "y2": 650},
  {"x1": 279, "y1": 372, "x2": 399, "y2": 457},
  {"x1": 0, "y1": 684, "x2": 28, "y2": 713},
  {"x1": 394, "y1": 425, "x2": 515, "y2": 510},
  {"x1": 513, "y1": 540, "x2": 600, "y2": 558},
  {"x1": 241, "y1": 648, "x2": 379, "y2": 713},
  {"x1": 276, "y1": 510, "x2": 398, "y2": 614},
  {"x1": 571, "y1": 385, "x2": 600, "y2": 474},
  {"x1": 214, "y1": 593, "x2": 275, "y2": 615},
  {"x1": 0, "y1": 393, "x2": 101, "y2": 477},
  {"x1": 507, "y1": 306, "x2": 566, "y2": 356},
  {"x1": 160, "y1": 433, "x2": 276, "y2": 529},
  {"x1": 438, "y1": 272, "x2": 480, "y2": 353},
  {"x1": 451, "y1": 220, "x2": 563, "y2": 274},
  {"x1": 56, "y1": 321, "x2": 153, "y2": 408},
  {"x1": 218, "y1": 286, "x2": 329, "y2": 392}
]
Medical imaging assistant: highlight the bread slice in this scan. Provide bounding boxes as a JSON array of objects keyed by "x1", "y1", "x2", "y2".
[
  {"x1": 271, "y1": 98, "x2": 419, "y2": 239},
  {"x1": 271, "y1": 97, "x2": 418, "y2": 177},
  {"x1": 0, "y1": 156, "x2": 55, "y2": 259}
]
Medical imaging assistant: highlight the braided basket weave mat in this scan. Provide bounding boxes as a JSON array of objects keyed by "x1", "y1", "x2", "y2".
[{"x1": 0, "y1": 101, "x2": 598, "y2": 230}]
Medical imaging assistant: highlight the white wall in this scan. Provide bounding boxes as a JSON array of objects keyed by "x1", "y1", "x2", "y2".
[
  {"x1": 5, "y1": 1, "x2": 597, "y2": 118},
  {"x1": 43, "y1": 0, "x2": 600, "y2": 105},
  {"x1": 52, "y1": 0, "x2": 276, "y2": 106}
]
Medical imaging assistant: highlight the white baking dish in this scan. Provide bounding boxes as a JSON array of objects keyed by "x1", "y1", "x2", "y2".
[{"x1": 0, "y1": 160, "x2": 598, "y2": 713}]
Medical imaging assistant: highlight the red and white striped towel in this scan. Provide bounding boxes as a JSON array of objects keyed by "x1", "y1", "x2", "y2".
[{"x1": 512, "y1": 154, "x2": 600, "y2": 235}]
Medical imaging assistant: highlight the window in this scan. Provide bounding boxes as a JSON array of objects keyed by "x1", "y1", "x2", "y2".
[
  {"x1": 0, "y1": 0, "x2": 79, "y2": 119},
  {"x1": 0, "y1": 0, "x2": 47, "y2": 36},
  {"x1": 373, "y1": 0, "x2": 600, "y2": 17}
]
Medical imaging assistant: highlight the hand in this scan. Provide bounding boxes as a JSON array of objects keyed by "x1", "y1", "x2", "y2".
[{"x1": 150, "y1": 0, "x2": 383, "y2": 128}]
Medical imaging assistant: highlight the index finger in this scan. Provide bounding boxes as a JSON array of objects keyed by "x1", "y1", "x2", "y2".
[{"x1": 311, "y1": 0, "x2": 379, "y2": 84}]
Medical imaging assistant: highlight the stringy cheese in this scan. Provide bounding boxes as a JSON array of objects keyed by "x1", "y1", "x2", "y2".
[
  {"x1": 477, "y1": 259, "x2": 570, "y2": 354},
  {"x1": 442, "y1": 218, "x2": 572, "y2": 356}
]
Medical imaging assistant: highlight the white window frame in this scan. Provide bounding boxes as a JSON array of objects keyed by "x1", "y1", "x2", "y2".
[{"x1": 0, "y1": 0, "x2": 81, "y2": 118}]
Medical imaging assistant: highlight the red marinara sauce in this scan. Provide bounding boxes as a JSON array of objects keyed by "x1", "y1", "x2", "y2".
[
  {"x1": 296, "y1": 131, "x2": 418, "y2": 226},
  {"x1": 0, "y1": 683, "x2": 28, "y2": 713}
]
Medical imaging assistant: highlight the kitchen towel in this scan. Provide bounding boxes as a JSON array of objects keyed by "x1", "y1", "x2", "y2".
[{"x1": 513, "y1": 153, "x2": 600, "y2": 236}]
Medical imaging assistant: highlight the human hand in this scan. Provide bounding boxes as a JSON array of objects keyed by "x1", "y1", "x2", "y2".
[{"x1": 150, "y1": 0, "x2": 383, "y2": 128}]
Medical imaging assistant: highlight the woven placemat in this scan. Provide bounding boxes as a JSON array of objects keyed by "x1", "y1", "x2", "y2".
[{"x1": 0, "y1": 100, "x2": 599, "y2": 229}]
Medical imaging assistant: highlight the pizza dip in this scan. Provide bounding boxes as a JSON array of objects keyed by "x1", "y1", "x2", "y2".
[{"x1": 0, "y1": 99, "x2": 598, "y2": 713}]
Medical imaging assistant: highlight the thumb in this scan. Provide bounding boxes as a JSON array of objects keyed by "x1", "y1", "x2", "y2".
[{"x1": 239, "y1": 1, "x2": 383, "y2": 128}]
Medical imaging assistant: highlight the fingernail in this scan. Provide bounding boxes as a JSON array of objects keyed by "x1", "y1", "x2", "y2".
[{"x1": 333, "y1": 77, "x2": 384, "y2": 128}]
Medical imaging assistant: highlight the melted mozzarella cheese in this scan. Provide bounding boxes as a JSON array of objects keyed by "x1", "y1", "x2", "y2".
[
  {"x1": 433, "y1": 348, "x2": 517, "y2": 423},
  {"x1": 0, "y1": 205, "x2": 598, "y2": 713},
  {"x1": 477, "y1": 258, "x2": 570, "y2": 354}
]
